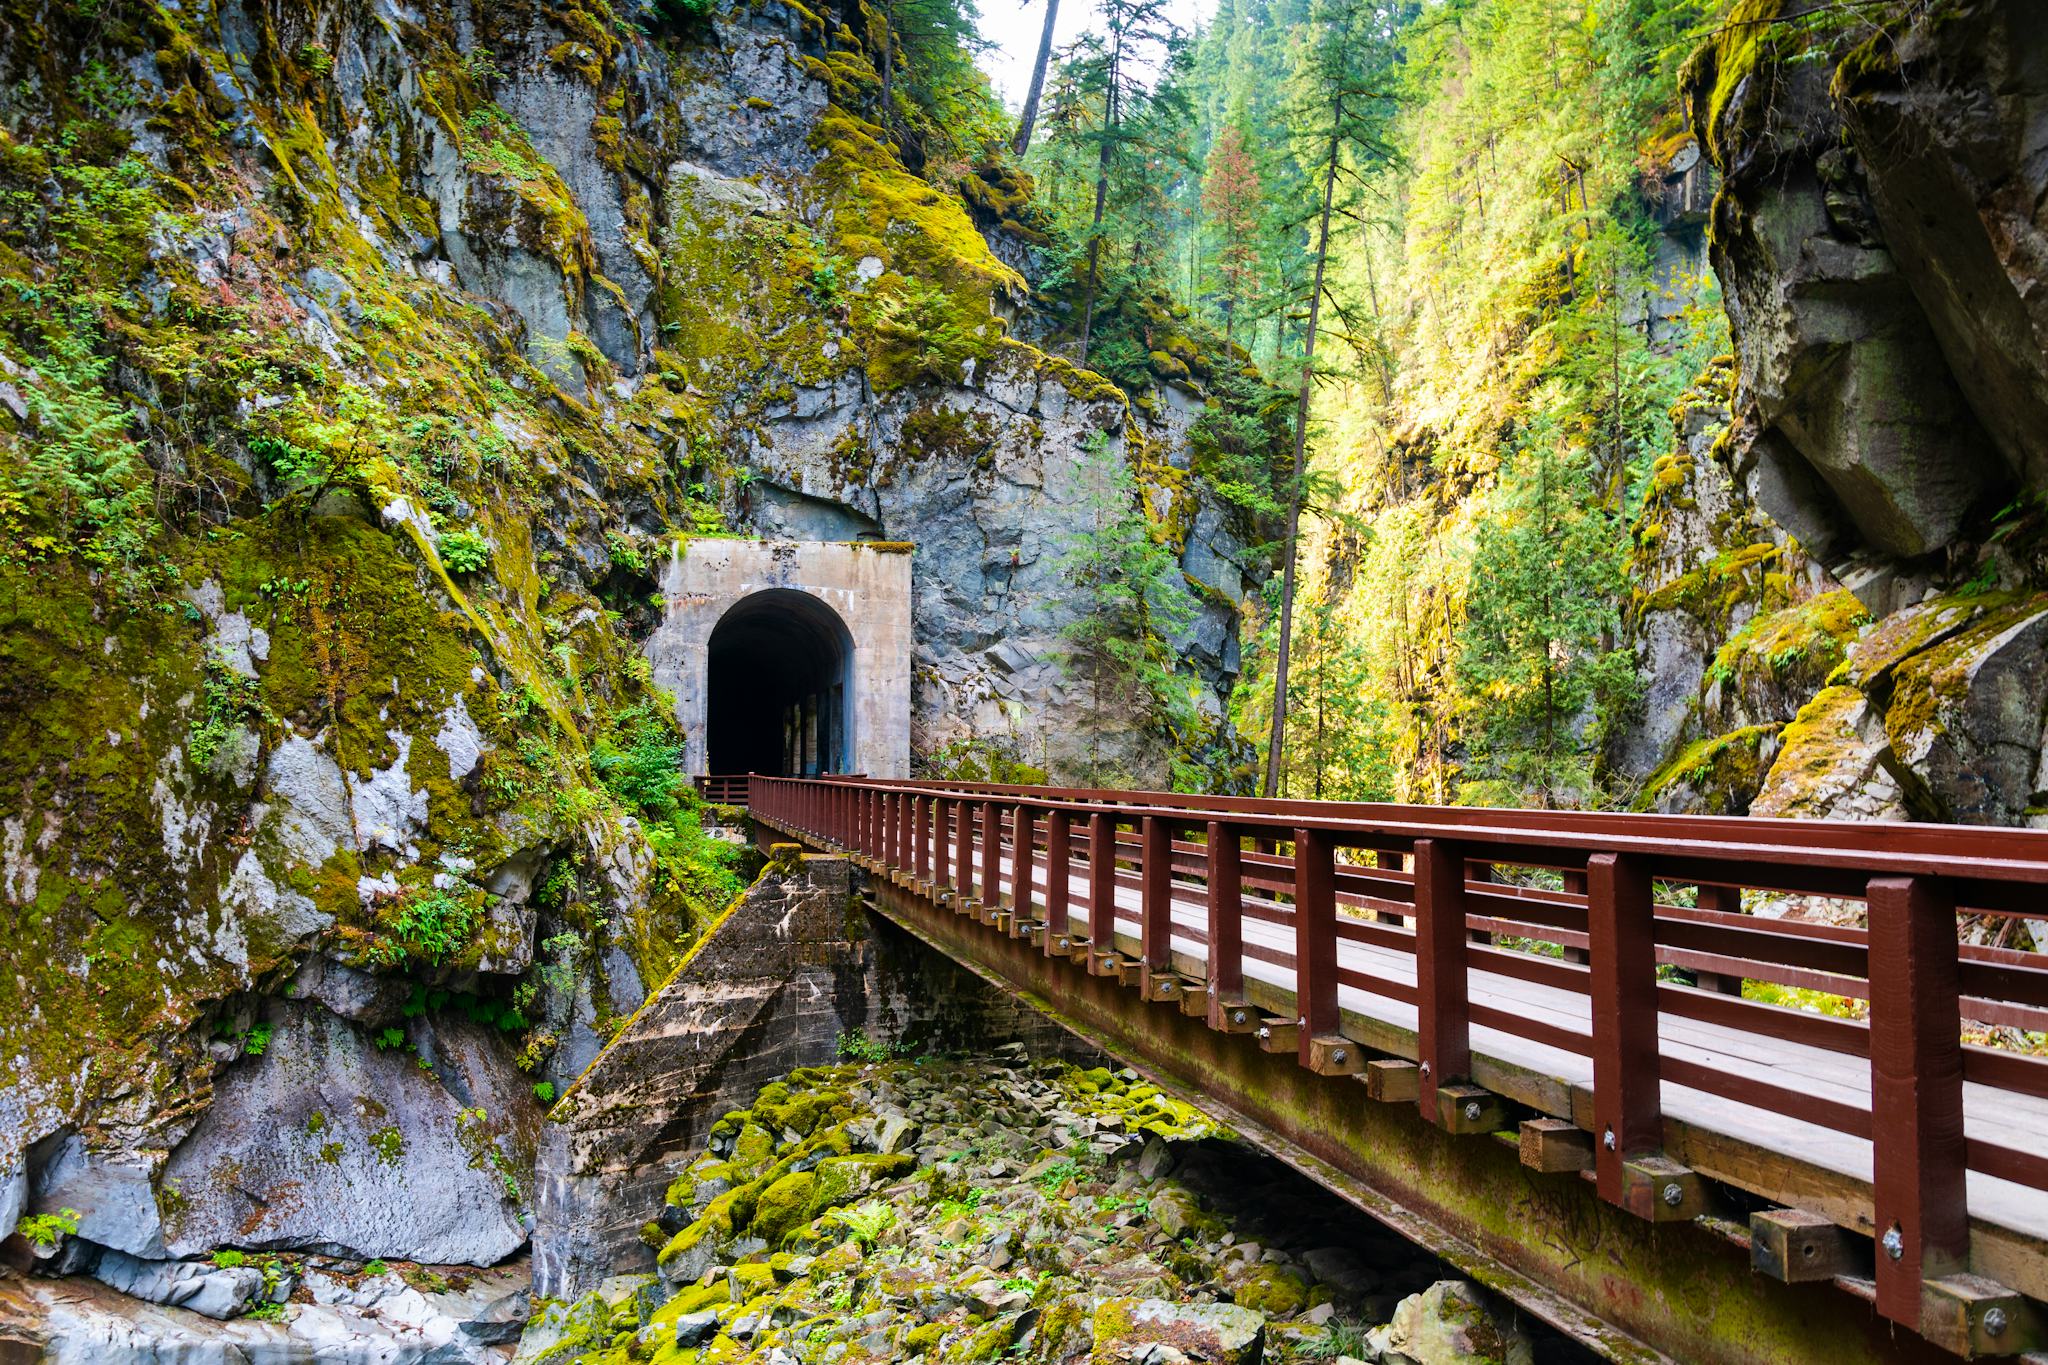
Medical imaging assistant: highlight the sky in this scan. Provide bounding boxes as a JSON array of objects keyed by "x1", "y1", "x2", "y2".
[{"x1": 973, "y1": 0, "x2": 1219, "y2": 110}]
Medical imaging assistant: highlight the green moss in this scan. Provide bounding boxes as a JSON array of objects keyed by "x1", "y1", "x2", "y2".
[
  {"x1": 1232, "y1": 1263, "x2": 1310, "y2": 1316},
  {"x1": 1639, "y1": 724, "x2": 1781, "y2": 813},
  {"x1": 1754, "y1": 685, "x2": 1870, "y2": 818},
  {"x1": 749, "y1": 1171, "x2": 818, "y2": 1245},
  {"x1": 732, "y1": 1120, "x2": 777, "y2": 1173}
]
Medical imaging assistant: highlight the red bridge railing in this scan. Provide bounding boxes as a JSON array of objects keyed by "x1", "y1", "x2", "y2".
[
  {"x1": 694, "y1": 774, "x2": 752, "y2": 806},
  {"x1": 745, "y1": 773, "x2": 2048, "y2": 1342}
]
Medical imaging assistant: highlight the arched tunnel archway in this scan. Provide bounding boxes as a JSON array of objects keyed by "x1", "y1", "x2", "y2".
[{"x1": 706, "y1": 589, "x2": 854, "y2": 777}]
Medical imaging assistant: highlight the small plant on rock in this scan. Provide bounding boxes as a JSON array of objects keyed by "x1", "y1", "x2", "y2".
[
  {"x1": 17, "y1": 1208, "x2": 79, "y2": 1248},
  {"x1": 824, "y1": 1199, "x2": 895, "y2": 1248},
  {"x1": 436, "y1": 527, "x2": 491, "y2": 575}
]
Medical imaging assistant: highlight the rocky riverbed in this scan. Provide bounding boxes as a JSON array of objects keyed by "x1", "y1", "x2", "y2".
[{"x1": 515, "y1": 1047, "x2": 1591, "y2": 1365}]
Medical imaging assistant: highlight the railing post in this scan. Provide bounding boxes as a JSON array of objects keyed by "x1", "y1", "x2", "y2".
[
  {"x1": 1589, "y1": 851, "x2": 1659, "y2": 1205},
  {"x1": 1414, "y1": 838, "x2": 1469, "y2": 1125},
  {"x1": 1141, "y1": 816, "x2": 1173, "y2": 988},
  {"x1": 912, "y1": 795, "x2": 929, "y2": 884},
  {"x1": 1294, "y1": 827, "x2": 1337, "y2": 1066},
  {"x1": 1044, "y1": 809, "x2": 1071, "y2": 952},
  {"x1": 1012, "y1": 804, "x2": 1035, "y2": 916},
  {"x1": 981, "y1": 800, "x2": 1001, "y2": 911},
  {"x1": 1205, "y1": 821, "x2": 1244, "y2": 1027},
  {"x1": 1868, "y1": 874, "x2": 1966, "y2": 1327},
  {"x1": 954, "y1": 795, "x2": 974, "y2": 904},
  {"x1": 1088, "y1": 812, "x2": 1115, "y2": 945}
]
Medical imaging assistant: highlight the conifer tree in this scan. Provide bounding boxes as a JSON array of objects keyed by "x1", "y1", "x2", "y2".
[
  {"x1": 1200, "y1": 122, "x2": 1263, "y2": 348},
  {"x1": 1260, "y1": 0, "x2": 1399, "y2": 797},
  {"x1": 1056, "y1": 431, "x2": 1196, "y2": 783},
  {"x1": 1455, "y1": 418, "x2": 1631, "y2": 808},
  {"x1": 1055, "y1": 0, "x2": 1186, "y2": 366}
]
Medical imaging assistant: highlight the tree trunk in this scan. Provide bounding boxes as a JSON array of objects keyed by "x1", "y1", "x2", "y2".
[
  {"x1": 1011, "y1": 0, "x2": 1061, "y2": 157},
  {"x1": 1262, "y1": 103, "x2": 1343, "y2": 798},
  {"x1": 1076, "y1": 112, "x2": 1113, "y2": 365}
]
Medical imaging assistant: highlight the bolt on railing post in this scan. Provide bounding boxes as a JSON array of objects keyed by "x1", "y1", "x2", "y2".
[
  {"x1": 1141, "y1": 816, "x2": 1173, "y2": 987},
  {"x1": 981, "y1": 800, "x2": 1001, "y2": 910},
  {"x1": 1294, "y1": 827, "x2": 1338, "y2": 1066},
  {"x1": 1414, "y1": 838, "x2": 1470, "y2": 1125},
  {"x1": 1087, "y1": 812, "x2": 1116, "y2": 947},
  {"x1": 1044, "y1": 809, "x2": 1071, "y2": 952},
  {"x1": 1589, "y1": 851, "x2": 1659, "y2": 1204},
  {"x1": 1205, "y1": 821, "x2": 1244, "y2": 1028},
  {"x1": 1012, "y1": 804, "x2": 1035, "y2": 916},
  {"x1": 1868, "y1": 874, "x2": 1967, "y2": 1327}
]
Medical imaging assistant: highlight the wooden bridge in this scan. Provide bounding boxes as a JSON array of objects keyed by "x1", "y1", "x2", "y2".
[{"x1": 713, "y1": 772, "x2": 2048, "y2": 1363}]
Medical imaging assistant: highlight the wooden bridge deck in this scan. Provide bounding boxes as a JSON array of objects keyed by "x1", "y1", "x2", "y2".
[{"x1": 732, "y1": 773, "x2": 2048, "y2": 1360}]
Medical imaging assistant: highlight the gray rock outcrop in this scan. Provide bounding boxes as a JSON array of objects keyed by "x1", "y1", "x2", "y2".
[{"x1": 159, "y1": 1003, "x2": 540, "y2": 1265}]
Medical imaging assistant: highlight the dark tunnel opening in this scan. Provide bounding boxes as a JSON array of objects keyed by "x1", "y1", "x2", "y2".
[{"x1": 706, "y1": 589, "x2": 853, "y2": 777}]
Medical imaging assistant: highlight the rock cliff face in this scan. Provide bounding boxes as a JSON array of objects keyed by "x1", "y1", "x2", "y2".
[
  {"x1": 1619, "y1": 0, "x2": 2048, "y2": 831},
  {"x1": 0, "y1": 0, "x2": 1269, "y2": 1311}
]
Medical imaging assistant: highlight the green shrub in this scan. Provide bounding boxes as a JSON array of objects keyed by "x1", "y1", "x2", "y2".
[
  {"x1": 374, "y1": 887, "x2": 481, "y2": 965},
  {"x1": 533, "y1": 1081, "x2": 557, "y2": 1105},
  {"x1": 210, "y1": 1249, "x2": 247, "y2": 1268},
  {"x1": 437, "y1": 528, "x2": 491, "y2": 575}
]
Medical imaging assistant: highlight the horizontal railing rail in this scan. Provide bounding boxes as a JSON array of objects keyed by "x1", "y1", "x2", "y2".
[
  {"x1": 694, "y1": 773, "x2": 752, "y2": 806},
  {"x1": 741, "y1": 772, "x2": 2048, "y2": 1339}
]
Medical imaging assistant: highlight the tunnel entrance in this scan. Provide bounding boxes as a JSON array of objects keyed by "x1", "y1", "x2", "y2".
[{"x1": 706, "y1": 589, "x2": 853, "y2": 777}]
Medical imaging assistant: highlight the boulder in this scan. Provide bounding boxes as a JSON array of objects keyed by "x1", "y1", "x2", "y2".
[
  {"x1": 1091, "y1": 1297, "x2": 1265, "y2": 1365},
  {"x1": 1366, "y1": 1280, "x2": 1533, "y2": 1365},
  {"x1": 27, "y1": 1137, "x2": 166, "y2": 1259}
]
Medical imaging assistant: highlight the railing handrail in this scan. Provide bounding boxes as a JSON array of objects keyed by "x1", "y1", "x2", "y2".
[{"x1": 758, "y1": 774, "x2": 2048, "y2": 909}]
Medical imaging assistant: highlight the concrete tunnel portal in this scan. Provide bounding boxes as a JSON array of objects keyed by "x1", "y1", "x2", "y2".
[
  {"x1": 706, "y1": 588, "x2": 852, "y2": 777},
  {"x1": 645, "y1": 539, "x2": 913, "y2": 780}
]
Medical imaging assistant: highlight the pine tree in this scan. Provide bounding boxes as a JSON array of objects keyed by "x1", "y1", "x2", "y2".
[
  {"x1": 1260, "y1": 0, "x2": 1399, "y2": 797},
  {"x1": 1056, "y1": 431, "x2": 1196, "y2": 783},
  {"x1": 1055, "y1": 0, "x2": 1186, "y2": 366},
  {"x1": 1200, "y1": 122, "x2": 1263, "y2": 348},
  {"x1": 1455, "y1": 418, "x2": 1631, "y2": 808}
]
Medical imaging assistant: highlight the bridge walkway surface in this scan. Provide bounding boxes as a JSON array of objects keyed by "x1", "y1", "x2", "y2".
[{"x1": 712, "y1": 772, "x2": 2048, "y2": 1363}]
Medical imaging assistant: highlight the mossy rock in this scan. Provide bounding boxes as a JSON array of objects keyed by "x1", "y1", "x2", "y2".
[
  {"x1": 731, "y1": 1120, "x2": 778, "y2": 1173},
  {"x1": 749, "y1": 1171, "x2": 819, "y2": 1245},
  {"x1": 1232, "y1": 1264, "x2": 1311, "y2": 1316},
  {"x1": 956, "y1": 1312, "x2": 1025, "y2": 1360},
  {"x1": 809, "y1": 1152, "x2": 915, "y2": 1216}
]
